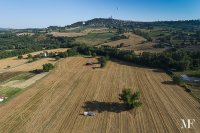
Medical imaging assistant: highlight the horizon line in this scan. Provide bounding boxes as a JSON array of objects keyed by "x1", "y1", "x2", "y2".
[{"x1": 1, "y1": 17, "x2": 200, "y2": 30}]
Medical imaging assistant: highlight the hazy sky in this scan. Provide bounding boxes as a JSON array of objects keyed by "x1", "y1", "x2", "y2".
[{"x1": 0, "y1": 0, "x2": 199, "y2": 28}]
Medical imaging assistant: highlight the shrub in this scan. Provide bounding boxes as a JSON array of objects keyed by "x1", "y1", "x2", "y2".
[
  {"x1": 55, "y1": 56, "x2": 61, "y2": 60},
  {"x1": 43, "y1": 63, "x2": 54, "y2": 72},
  {"x1": 119, "y1": 89, "x2": 142, "y2": 109},
  {"x1": 27, "y1": 54, "x2": 32, "y2": 59},
  {"x1": 27, "y1": 58, "x2": 38, "y2": 63},
  {"x1": 18, "y1": 55, "x2": 23, "y2": 59}
]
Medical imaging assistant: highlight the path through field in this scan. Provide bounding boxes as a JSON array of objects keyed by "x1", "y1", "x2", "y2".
[{"x1": 0, "y1": 57, "x2": 199, "y2": 133}]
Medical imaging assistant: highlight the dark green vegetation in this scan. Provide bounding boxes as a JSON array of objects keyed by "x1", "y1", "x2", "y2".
[
  {"x1": 0, "y1": 87, "x2": 21, "y2": 104},
  {"x1": 70, "y1": 45, "x2": 200, "y2": 71},
  {"x1": 74, "y1": 32, "x2": 115, "y2": 46},
  {"x1": 172, "y1": 75, "x2": 183, "y2": 85},
  {"x1": 98, "y1": 56, "x2": 109, "y2": 68},
  {"x1": 10, "y1": 72, "x2": 36, "y2": 81},
  {"x1": 17, "y1": 55, "x2": 23, "y2": 59},
  {"x1": 0, "y1": 33, "x2": 74, "y2": 59},
  {"x1": 119, "y1": 89, "x2": 142, "y2": 109},
  {"x1": 0, "y1": 72, "x2": 23, "y2": 83},
  {"x1": 42, "y1": 63, "x2": 54, "y2": 72}
]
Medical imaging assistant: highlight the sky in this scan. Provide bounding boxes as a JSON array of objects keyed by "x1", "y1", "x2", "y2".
[{"x1": 0, "y1": 0, "x2": 200, "y2": 28}]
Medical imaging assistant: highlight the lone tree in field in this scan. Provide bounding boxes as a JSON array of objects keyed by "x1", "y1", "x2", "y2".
[
  {"x1": 99, "y1": 56, "x2": 109, "y2": 68},
  {"x1": 43, "y1": 63, "x2": 54, "y2": 72},
  {"x1": 18, "y1": 55, "x2": 23, "y2": 59},
  {"x1": 119, "y1": 89, "x2": 142, "y2": 110}
]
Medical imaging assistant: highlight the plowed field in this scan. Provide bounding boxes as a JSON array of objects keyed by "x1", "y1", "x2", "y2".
[{"x1": 0, "y1": 57, "x2": 199, "y2": 133}]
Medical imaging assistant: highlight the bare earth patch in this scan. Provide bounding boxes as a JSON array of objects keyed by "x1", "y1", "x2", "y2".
[{"x1": 1, "y1": 73, "x2": 47, "y2": 89}]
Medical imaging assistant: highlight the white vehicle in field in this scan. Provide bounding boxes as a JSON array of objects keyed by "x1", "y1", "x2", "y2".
[{"x1": 83, "y1": 111, "x2": 96, "y2": 116}]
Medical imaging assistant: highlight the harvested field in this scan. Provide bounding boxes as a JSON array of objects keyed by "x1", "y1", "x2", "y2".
[
  {"x1": 0, "y1": 57, "x2": 199, "y2": 133},
  {"x1": 1, "y1": 73, "x2": 47, "y2": 89},
  {"x1": 75, "y1": 32, "x2": 115, "y2": 46},
  {"x1": 100, "y1": 33, "x2": 166, "y2": 53},
  {"x1": 0, "y1": 48, "x2": 67, "y2": 73},
  {"x1": 100, "y1": 33, "x2": 146, "y2": 47},
  {"x1": 48, "y1": 32, "x2": 87, "y2": 37},
  {"x1": 122, "y1": 42, "x2": 167, "y2": 54},
  {"x1": 0, "y1": 72, "x2": 23, "y2": 83}
]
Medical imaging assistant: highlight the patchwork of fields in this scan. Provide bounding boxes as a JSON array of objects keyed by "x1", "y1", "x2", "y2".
[{"x1": 0, "y1": 57, "x2": 199, "y2": 133}]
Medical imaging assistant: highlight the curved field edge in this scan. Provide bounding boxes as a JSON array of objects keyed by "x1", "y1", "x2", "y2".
[{"x1": 0, "y1": 57, "x2": 199, "y2": 133}]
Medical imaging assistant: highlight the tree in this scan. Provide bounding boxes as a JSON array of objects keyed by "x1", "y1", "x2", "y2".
[
  {"x1": 43, "y1": 63, "x2": 54, "y2": 72},
  {"x1": 18, "y1": 55, "x2": 23, "y2": 59},
  {"x1": 88, "y1": 51, "x2": 92, "y2": 56},
  {"x1": 119, "y1": 89, "x2": 142, "y2": 109},
  {"x1": 92, "y1": 52, "x2": 97, "y2": 57},
  {"x1": 99, "y1": 56, "x2": 108, "y2": 68}
]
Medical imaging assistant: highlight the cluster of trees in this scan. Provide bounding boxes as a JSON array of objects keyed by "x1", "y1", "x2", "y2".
[
  {"x1": 69, "y1": 45, "x2": 199, "y2": 71},
  {"x1": 0, "y1": 33, "x2": 75, "y2": 59},
  {"x1": 110, "y1": 34, "x2": 128, "y2": 41},
  {"x1": 55, "y1": 48, "x2": 79, "y2": 58},
  {"x1": 132, "y1": 29, "x2": 152, "y2": 41},
  {"x1": 0, "y1": 48, "x2": 41, "y2": 59},
  {"x1": 42, "y1": 63, "x2": 54, "y2": 72},
  {"x1": 119, "y1": 89, "x2": 142, "y2": 109}
]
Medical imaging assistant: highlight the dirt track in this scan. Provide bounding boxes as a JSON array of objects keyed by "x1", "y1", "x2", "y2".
[{"x1": 0, "y1": 57, "x2": 199, "y2": 133}]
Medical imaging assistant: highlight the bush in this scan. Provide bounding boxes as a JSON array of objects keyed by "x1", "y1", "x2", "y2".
[
  {"x1": 55, "y1": 56, "x2": 61, "y2": 60},
  {"x1": 27, "y1": 58, "x2": 38, "y2": 63},
  {"x1": 43, "y1": 63, "x2": 54, "y2": 72},
  {"x1": 27, "y1": 54, "x2": 32, "y2": 59},
  {"x1": 172, "y1": 75, "x2": 183, "y2": 85},
  {"x1": 18, "y1": 55, "x2": 23, "y2": 59},
  {"x1": 119, "y1": 89, "x2": 142, "y2": 109}
]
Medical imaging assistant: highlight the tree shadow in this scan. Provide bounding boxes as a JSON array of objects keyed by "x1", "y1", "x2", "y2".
[
  {"x1": 82, "y1": 101, "x2": 127, "y2": 113},
  {"x1": 162, "y1": 81, "x2": 175, "y2": 85},
  {"x1": 84, "y1": 56, "x2": 93, "y2": 58},
  {"x1": 153, "y1": 69, "x2": 164, "y2": 73},
  {"x1": 29, "y1": 69, "x2": 43, "y2": 74}
]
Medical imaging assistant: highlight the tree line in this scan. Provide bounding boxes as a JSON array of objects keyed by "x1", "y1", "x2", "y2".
[{"x1": 59, "y1": 45, "x2": 200, "y2": 71}]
